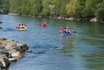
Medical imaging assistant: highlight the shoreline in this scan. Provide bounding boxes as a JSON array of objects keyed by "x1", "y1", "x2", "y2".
[{"x1": 7, "y1": 13, "x2": 104, "y2": 23}]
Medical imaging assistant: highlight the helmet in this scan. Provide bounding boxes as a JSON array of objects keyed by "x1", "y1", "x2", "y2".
[{"x1": 66, "y1": 27, "x2": 68, "y2": 28}]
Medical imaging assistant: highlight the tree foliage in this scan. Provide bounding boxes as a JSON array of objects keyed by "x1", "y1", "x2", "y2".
[
  {"x1": 0, "y1": 0, "x2": 9, "y2": 13},
  {"x1": 1, "y1": 0, "x2": 104, "y2": 20},
  {"x1": 95, "y1": 0, "x2": 104, "y2": 20},
  {"x1": 66, "y1": 0, "x2": 81, "y2": 17}
]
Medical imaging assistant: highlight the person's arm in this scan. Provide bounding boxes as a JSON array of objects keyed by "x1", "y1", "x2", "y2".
[{"x1": 68, "y1": 29, "x2": 71, "y2": 33}]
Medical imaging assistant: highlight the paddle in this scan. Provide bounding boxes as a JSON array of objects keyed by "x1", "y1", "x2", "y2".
[{"x1": 72, "y1": 31, "x2": 77, "y2": 33}]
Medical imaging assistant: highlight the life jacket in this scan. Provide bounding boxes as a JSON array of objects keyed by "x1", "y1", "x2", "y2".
[
  {"x1": 41, "y1": 23, "x2": 47, "y2": 28},
  {"x1": 63, "y1": 29, "x2": 71, "y2": 33}
]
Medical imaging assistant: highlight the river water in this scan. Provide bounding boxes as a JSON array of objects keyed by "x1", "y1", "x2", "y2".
[{"x1": 0, "y1": 15, "x2": 104, "y2": 70}]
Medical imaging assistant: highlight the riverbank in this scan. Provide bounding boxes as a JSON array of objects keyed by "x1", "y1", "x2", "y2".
[
  {"x1": 0, "y1": 38, "x2": 29, "y2": 70},
  {"x1": 8, "y1": 13, "x2": 104, "y2": 23}
]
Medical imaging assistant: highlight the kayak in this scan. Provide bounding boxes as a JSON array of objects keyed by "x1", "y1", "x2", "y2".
[
  {"x1": 63, "y1": 33, "x2": 72, "y2": 36},
  {"x1": 16, "y1": 28, "x2": 27, "y2": 31}
]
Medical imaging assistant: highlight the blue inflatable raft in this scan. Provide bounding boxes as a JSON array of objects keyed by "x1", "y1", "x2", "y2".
[{"x1": 63, "y1": 33, "x2": 72, "y2": 36}]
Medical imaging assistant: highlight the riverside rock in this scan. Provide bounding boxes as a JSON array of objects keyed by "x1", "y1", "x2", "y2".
[
  {"x1": 90, "y1": 17, "x2": 98, "y2": 22},
  {"x1": 0, "y1": 38, "x2": 29, "y2": 69}
]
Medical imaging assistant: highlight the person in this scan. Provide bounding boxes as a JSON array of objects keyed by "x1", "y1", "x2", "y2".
[
  {"x1": 41, "y1": 22, "x2": 47, "y2": 28},
  {"x1": 63, "y1": 27, "x2": 72, "y2": 36},
  {"x1": 21, "y1": 24, "x2": 26, "y2": 29},
  {"x1": 16, "y1": 24, "x2": 20, "y2": 29},
  {"x1": 60, "y1": 27, "x2": 71, "y2": 33},
  {"x1": 63, "y1": 27, "x2": 71, "y2": 34},
  {"x1": 60, "y1": 27, "x2": 72, "y2": 36},
  {"x1": 16, "y1": 24, "x2": 26, "y2": 29}
]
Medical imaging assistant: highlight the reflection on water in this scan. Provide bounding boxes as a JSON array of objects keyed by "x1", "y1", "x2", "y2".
[
  {"x1": 81, "y1": 38, "x2": 104, "y2": 70},
  {"x1": 0, "y1": 15, "x2": 104, "y2": 70}
]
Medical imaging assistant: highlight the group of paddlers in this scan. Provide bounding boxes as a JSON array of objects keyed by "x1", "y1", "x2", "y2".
[
  {"x1": 16, "y1": 24, "x2": 27, "y2": 29},
  {"x1": 16, "y1": 22, "x2": 72, "y2": 36}
]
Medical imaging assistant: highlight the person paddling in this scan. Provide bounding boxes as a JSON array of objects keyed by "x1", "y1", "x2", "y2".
[
  {"x1": 60, "y1": 26, "x2": 72, "y2": 36},
  {"x1": 21, "y1": 24, "x2": 26, "y2": 29},
  {"x1": 60, "y1": 27, "x2": 71, "y2": 33},
  {"x1": 16, "y1": 24, "x2": 27, "y2": 29},
  {"x1": 41, "y1": 22, "x2": 47, "y2": 28},
  {"x1": 63, "y1": 27, "x2": 71, "y2": 34}
]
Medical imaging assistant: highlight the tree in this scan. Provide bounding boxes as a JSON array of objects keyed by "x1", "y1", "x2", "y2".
[
  {"x1": 59, "y1": 0, "x2": 69, "y2": 16},
  {"x1": 6, "y1": 0, "x2": 104, "y2": 20},
  {"x1": 0, "y1": 0, "x2": 9, "y2": 13},
  {"x1": 0, "y1": 0, "x2": 3, "y2": 8},
  {"x1": 82, "y1": 0, "x2": 102, "y2": 17},
  {"x1": 95, "y1": 0, "x2": 104, "y2": 21},
  {"x1": 30, "y1": 0, "x2": 42, "y2": 16},
  {"x1": 9, "y1": 0, "x2": 21, "y2": 14},
  {"x1": 66, "y1": 0, "x2": 81, "y2": 17},
  {"x1": 42, "y1": 0, "x2": 51, "y2": 16}
]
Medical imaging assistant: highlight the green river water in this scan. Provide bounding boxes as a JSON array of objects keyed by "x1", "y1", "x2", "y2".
[{"x1": 0, "y1": 15, "x2": 104, "y2": 70}]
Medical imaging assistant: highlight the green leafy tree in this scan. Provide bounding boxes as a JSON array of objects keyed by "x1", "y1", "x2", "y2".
[
  {"x1": 0, "y1": 0, "x2": 9, "y2": 13},
  {"x1": 0, "y1": 0, "x2": 3, "y2": 8},
  {"x1": 82, "y1": 0, "x2": 101, "y2": 17},
  {"x1": 4, "y1": 0, "x2": 104, "y2": 20},
  {"x1": 52, "y1": 0, "x2": 60, "y2": 16},
  {"x1": 30, "y1": 0, "x2": 42, "y2": 16},
  {"x1": 42, "y1": 0, "x2": 51, "y2": 16},
  {"x1": 95, "y1": 0, "x2": 104, "y2": 21},
  {"x1": 9, "y1": 0, "x2": 21, "y2": 14},
  {"x1": 66, "y1": 0, "x2": 81, "y2": 17},
  {"x1": 59, "y1": 0, "x2": 69, "y2": 16}
]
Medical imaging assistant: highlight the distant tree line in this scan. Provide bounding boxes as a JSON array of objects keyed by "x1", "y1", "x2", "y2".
[
  {"x1": 0, "y1": 0, "x2": 9, "y2": 14},
  {"x1": 0, "y1": 0, "x2": 104, "y2": 21}
]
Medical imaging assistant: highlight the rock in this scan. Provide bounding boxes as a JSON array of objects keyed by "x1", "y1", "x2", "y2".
[
  {"x1": 15, "y1": 44, "x2": 28, "y2": 53},
  {"x1": 0, "y1": 51, "x2": 11, "y2": 58},
  {"x1": 57, "y1": 16, "x2": 64, "y2": 20},
  {"x1": 0, "y1": 38, "x2": 29, "y2": 69},
  {"x1": 0, "y1": 54, "x2": 10, "y2": 69},
  {"x1": 65, "y1": 17, "x2": 74, "y2": 21},
  {"x1": 90, "y1": 17, "x2": 98, "y2": 22},
  {"x1": 26, "y1": 50, "x2": 32, "y2": 53},
  {"x1": 8, "y1": 58, "x2": 17, "y2": 62},
  {"x1": 0, "y1": 38, "x2": 28, "y2": 53},
  {"x1": 10, "y1": 51, "x2": 24, "y2": 59}
]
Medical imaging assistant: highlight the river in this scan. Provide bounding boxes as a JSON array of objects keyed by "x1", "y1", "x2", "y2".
[{"x1": 0, "y1": 15, "x2": 104, "y2": 70}]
